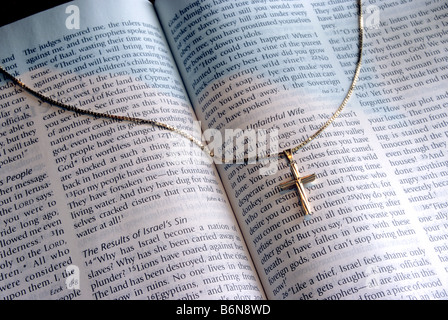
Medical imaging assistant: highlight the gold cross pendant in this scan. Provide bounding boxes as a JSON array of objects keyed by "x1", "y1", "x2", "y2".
[{"x1": 279, "y1": 149, "x2": 316, "y2": 221}]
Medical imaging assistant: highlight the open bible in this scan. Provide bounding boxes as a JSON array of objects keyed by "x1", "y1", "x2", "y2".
[{"x1": 1, "y1": 0, "x2": 447, "y2": 300}]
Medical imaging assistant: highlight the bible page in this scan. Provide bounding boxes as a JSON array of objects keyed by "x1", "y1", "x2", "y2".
[
  {"x1": 0, "y1": 0, "x2": 264, "y2": 300},
  {"x1": 155, "y1": 0, "x2": 448, "y2": 300}
]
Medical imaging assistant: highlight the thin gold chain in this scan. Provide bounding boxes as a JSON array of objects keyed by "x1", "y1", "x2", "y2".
[
  {"x1": 0, "y1": 66, "x2": 213, "y2": 157},
  {"x1": 0, "y1": 1, "x2": 363, "y2": 164},
  {"x1": 290, "y1": 1, "x2": 364, "y2": 155}
]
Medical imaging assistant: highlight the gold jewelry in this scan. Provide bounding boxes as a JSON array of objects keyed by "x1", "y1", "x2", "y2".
[
  {"x1": 280, "y1": 150, "x2": 317, "y2": 220},
  {"x1": 279, "y1": 1, "x2": 363, "y2": 219},
  {"x1": 0, "y1": 1, "x2": 363, "y2": 219}
]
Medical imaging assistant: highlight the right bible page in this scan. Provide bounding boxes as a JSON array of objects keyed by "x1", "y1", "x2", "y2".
[{"x1": 156, "y1": 0, "x2": 448, "y2": 299}]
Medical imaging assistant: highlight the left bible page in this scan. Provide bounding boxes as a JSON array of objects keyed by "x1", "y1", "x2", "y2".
[{"x1": 0, "y1": 0, "x2": 264, "y2": 300}]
